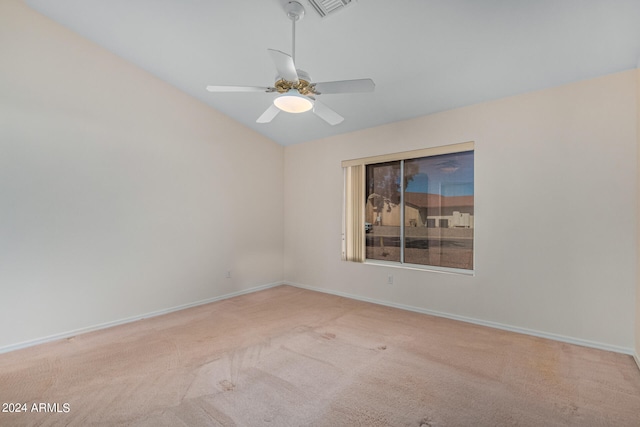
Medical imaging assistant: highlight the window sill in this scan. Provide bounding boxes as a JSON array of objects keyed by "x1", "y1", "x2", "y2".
[{"x1": 364, "y1": 259, "x2": 475, "y2": 277}]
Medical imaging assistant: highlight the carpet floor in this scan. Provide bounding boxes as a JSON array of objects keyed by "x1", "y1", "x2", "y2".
[{"x1": 0, "y1": 285, "x2": 639, "y2": 426}]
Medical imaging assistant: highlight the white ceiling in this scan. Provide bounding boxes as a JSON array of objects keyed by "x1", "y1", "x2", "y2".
[{"x1": 25, "y1": 0, "x2": 640, "y2": 146}]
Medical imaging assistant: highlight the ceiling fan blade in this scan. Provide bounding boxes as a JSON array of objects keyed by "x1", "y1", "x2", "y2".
[
  {"x1": 256, "y1": 104, "x2": 281, "y2": 123},
  {"x1": 313, "y1": 101, "x2": 344, "y2": 126},
  {"x1": 313, "y1": 78, "x2": 375, "y2": 95},
  {"x1": 268, "y1": 49, "x2": 299, "y2": 83},
  {"x1": 206, "y1": 85, "x2": 273, "y2": 93}
]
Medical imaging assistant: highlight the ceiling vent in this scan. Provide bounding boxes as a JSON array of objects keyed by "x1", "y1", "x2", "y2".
[{"x1": 307, "y1": 0, "x2": 353, "y2": 18}]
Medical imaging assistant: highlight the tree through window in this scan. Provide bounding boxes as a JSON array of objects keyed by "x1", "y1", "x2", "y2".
[{"x1": 344, "y1": 143, "x2": 474, "y2": 272}]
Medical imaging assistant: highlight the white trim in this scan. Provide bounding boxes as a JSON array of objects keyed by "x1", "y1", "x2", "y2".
[
  {"x1": 0, "y1": 281, "x2": 284, "y2": 355},
  {"x1": 341, "y1": 141, "x2": 474, "y2": 168},
  {"x1": 4, "y1": 280, "x2": 635, "y2": 360},
  {"x1": 286, "y1": 282, "x2": 635, "y2": 356},
  {"x1": 365, "y1": 259, "x2": 475, "y2": 276}
]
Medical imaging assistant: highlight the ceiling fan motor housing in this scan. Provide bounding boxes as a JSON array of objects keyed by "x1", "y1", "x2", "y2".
[{"x1": 274, "y1": 69, "x2": 315, "y2": 95}]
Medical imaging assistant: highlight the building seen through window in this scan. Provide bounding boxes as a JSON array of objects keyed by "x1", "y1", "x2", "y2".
[{"x1": 365, "y1": 150, "x2": 474, "y2": 270}]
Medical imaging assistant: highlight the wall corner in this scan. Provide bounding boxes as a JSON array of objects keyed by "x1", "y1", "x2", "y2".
[{"x1": 635, "y1": 65, "x2": 640, "y2": 370}]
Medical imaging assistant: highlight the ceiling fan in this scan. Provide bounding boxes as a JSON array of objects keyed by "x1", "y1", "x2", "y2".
[{"x1": 206, "y1": 1, "x2": 375, "y2": 125}]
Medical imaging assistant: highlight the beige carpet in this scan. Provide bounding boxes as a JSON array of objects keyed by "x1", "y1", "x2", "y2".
[{"x1": 0, "y1": 285, "x2": 639, "y2": 426}]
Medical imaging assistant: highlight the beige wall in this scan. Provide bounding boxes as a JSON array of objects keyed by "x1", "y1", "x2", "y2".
[
  {"x1": 285, "y1": 70, "x2": 638, "y2": 352},
  {"x1": 0, "y1": 1, "x2": 284, "y2": 350}
]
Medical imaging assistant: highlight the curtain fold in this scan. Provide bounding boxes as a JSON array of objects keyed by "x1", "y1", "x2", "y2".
[{"x1": 343, "y1": 165, "x2": 365, "y2": 262}]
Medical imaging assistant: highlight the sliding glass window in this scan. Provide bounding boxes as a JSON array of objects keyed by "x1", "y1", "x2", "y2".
[{"x1": 344, "y1": 142, "x2": 474, "y2": 273}]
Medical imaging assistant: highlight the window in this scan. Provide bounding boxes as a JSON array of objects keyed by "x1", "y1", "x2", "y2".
[{"x1": 342, "y1": 142, "x2": 474, "y2": 273}]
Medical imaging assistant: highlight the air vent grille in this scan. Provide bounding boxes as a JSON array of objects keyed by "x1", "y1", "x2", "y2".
[{"x1": 307, "y1": 0, "x2": 353, "y2": 18}]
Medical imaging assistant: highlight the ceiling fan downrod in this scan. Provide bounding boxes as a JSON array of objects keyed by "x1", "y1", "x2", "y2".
[{"x1": 285, "y1": 1, "x2": 305, "y2": 63}]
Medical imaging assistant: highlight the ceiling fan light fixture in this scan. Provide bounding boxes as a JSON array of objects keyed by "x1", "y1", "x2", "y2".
[{"x1": 273, "y1": 89, "x2": 313, "y2": 113}]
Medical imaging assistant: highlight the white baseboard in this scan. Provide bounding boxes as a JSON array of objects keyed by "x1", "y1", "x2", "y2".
[
  {"x1": 286, "y1": 282, "x2": 635, "y2": 356},
  {"x1": 4, "y1": 280, "x2": 636, "y2": 362},
  {"x1": 0, "y1": 281, "x2": 284, "y2": 355}
]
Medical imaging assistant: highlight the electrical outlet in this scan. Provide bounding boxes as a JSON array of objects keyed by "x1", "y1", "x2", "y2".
[
  {"x1": 387, "y1": 274, "x2": 393, "y2": 285},
  {"x1": 226, "y1": 270, "x2": 231, "y2": 279}
]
